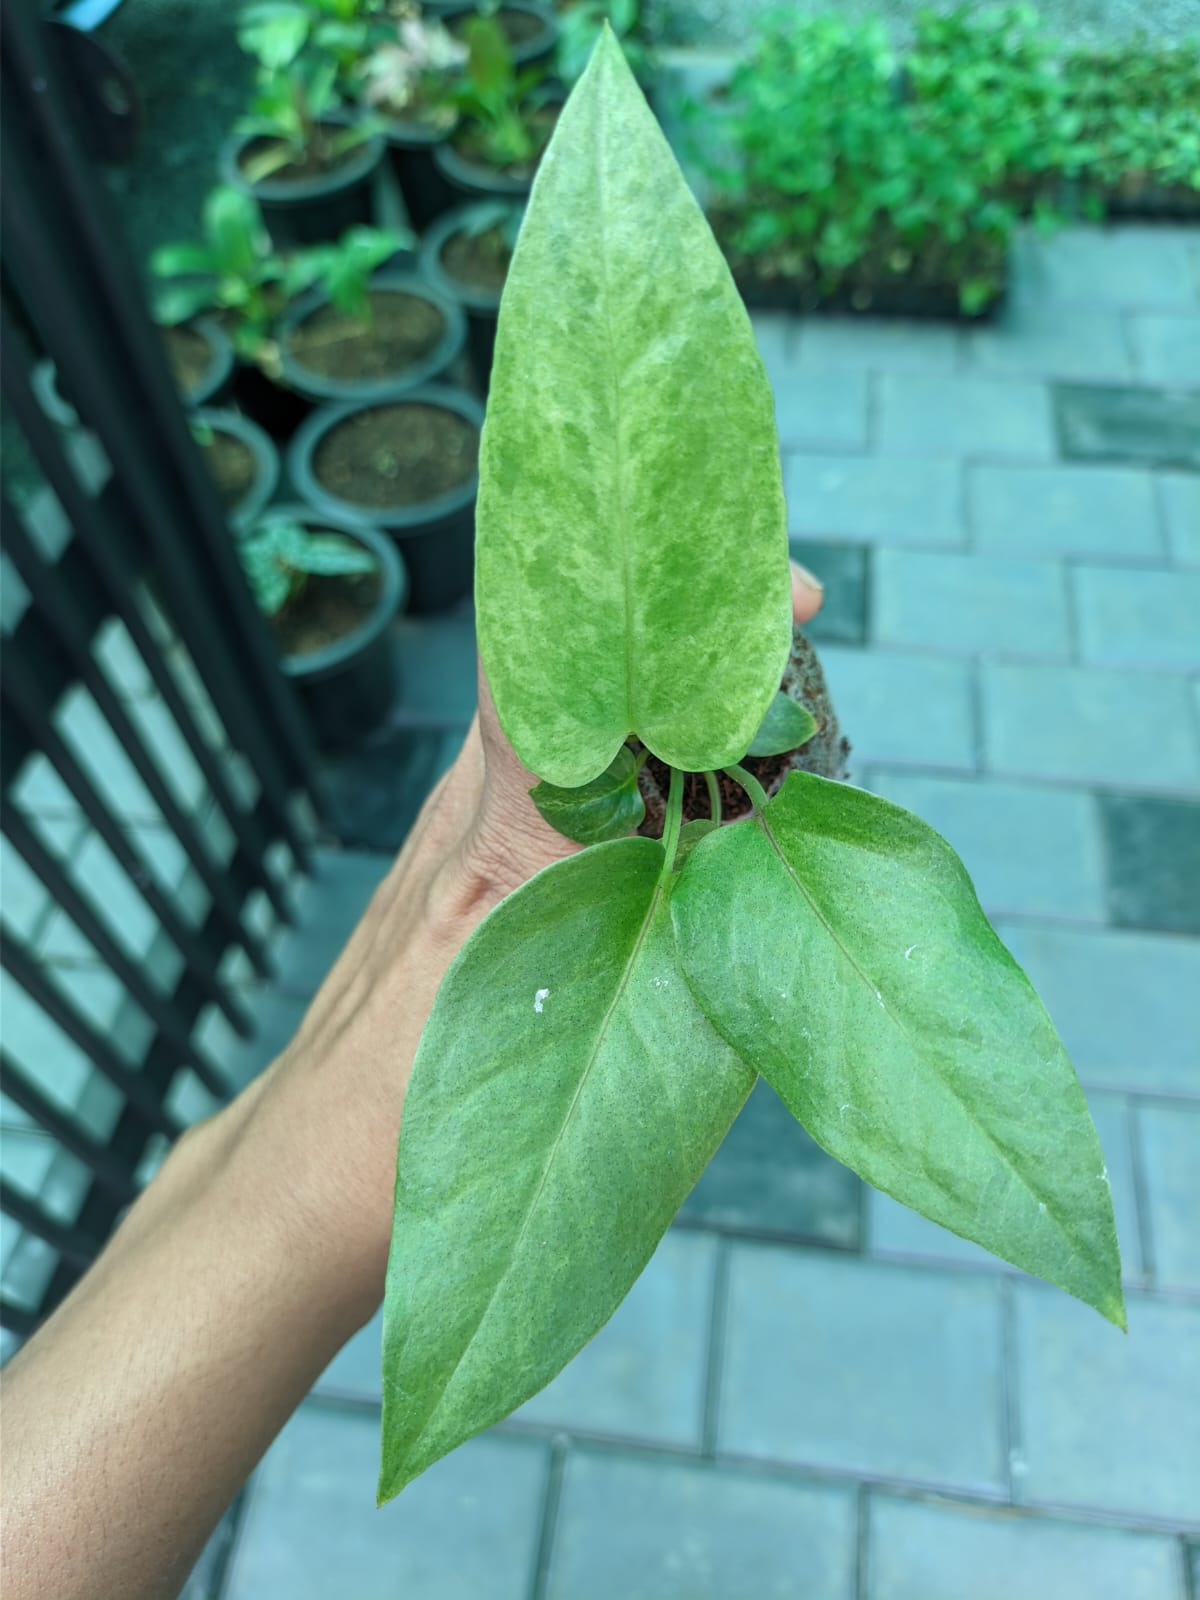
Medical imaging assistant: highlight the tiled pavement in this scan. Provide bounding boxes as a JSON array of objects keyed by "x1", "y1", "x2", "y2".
[{"x1": 195, "y1": 224, "x2": 1200, "y2": 1597}]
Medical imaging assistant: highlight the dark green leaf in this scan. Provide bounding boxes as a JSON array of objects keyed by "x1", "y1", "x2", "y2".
[
  {"x1": 673, "y1": 818, "x2": 718, "y2": 867},
  {"x1": 529, "y1": 747, "x2": 645, "y2": 843},
  {"x1": 671, "y1": 772, "x2": 1125, "y2": 1327},
  {"x1": 380, "y1": 839, "x2": 754, "y2": 1498},
  {"x1": 746, "y1": 691, "x2": 818, "y2": 757}
]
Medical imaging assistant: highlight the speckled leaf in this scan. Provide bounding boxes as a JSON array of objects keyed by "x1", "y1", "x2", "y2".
[
  {"x1": 671, "y1": 773, "x2": 1125, "y2": 1327},
  {"x1": 674, "y1": 818, "x2": 718, "y2": 867},
  {"x1": 746, "y1": 691, "x2": 817, "y2": 757},
  {"x1": 379, "y1": 838, "x2": 754, "y2": 1499},
  {"x1": 530, "y1": 746, "x2": 645, "y2": 843},
  {"x1": 475, "y1": 29, "x2": 791, "y2": 787}
]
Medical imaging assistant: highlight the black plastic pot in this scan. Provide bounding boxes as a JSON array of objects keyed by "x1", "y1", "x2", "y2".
[
  {"x1": 193, "y1": 408, "x2": 280, "y2": 530},
  {"x1": 442, "y1": 1, "x2": 558, "y2": 67},
  {"x1": 34, "y1": 317, "x2": 233, "y2": 426},
  {"x1": 287, "y1": 385, "x2": 483, "y2": 615},
  {"x1": 218, "y1": 113, "x2": 385, "y2": 249},
  {"x1": 419, "y1": 204, "x2": 513, "y2": 389},
  {"x1": 269, "y1": 506, "x2": 407, "y2": 749},
  {"x1": 277, "y1": 269, "x2": 467, "y2": 406},
  {"x1": 382, "y1": 115, "x2": 460, "y2": 230}
]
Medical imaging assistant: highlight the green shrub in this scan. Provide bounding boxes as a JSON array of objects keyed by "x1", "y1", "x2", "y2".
[{"x1": 1063, "y1": 36, "x2": 1200, "y2": 197}]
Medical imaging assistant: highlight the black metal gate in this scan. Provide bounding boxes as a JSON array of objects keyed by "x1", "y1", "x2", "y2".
[{"x1": 0, "y1": 0, "x2": 320, "y2": 1341}]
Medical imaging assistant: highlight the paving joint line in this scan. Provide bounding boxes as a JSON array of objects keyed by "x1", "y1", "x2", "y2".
[
  {"x1": 700, "y1": 1233, "x2": 731, "y2": 1460},
  {"x1": 1125, "y1": 1098, "x2": 1159, "y2": 1288},
  {"x1": 528, "y1": 1436, "x2": 567, "y2": 1600}
]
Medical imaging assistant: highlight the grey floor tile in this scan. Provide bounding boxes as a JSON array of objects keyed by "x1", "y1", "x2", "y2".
[
  {"x1": 517, "y1": 1230, "x2": 715, "y2": 1447},
  {"x1": 392, "y1": 616, "x2": 477, "y2": 724},
  {"x1": 271, "y1": 848, "x2": 391, "y2": 996},
  {"x1": 1099, "y1": 793, "x2": 1200, "y2": 935},
  {"x1": 1128, "y1": 314, "x2": 1200, "y2": 387},
  {"x1": 224, "y1": 1405, "x2": 546, "y2": 1600},
  {"x1": 968, "y1": 463, "x2": 1161, "y2": 561},
  {"x1": 1013, "y1": 1285, "x2": 1200, "y2": 1525},
  {"x1": 317, "y1": 1307, "x2": 383, "y2": 1404},
  {"x1": 1159, "y1": 474, "x2": 1200, "y2": 567},
  {"x1": 194, "y1": 986, "x2": 310, "y2": 1092},
  {"x1": 1074, "y1": 566, "x2": 1200, "y2": 674},
  {"x1": 796, "y1": 315, "x2": 962, "y2": 374},
  {"x1": 789, "y1": 539, "x2": 871, "y2": 647},
  {"x1": 818, "y1": 647, "x2": 977, "y2": 774},
  {"x1": 720, "y1": 1248, "x2": 1006, "y2": 1493},
  {"x1": 1055, "y1": 384, "x2": 1200, "y2": 473},
  {"x1": 1011, "y1": 227, "x2": 1197, "y2": 313},
  {"x1": 785, "y1": 455, "x2": 963, "y2": 546},
  {"x1": 547, "y1": 1450, "x2": 857, "y2": 1600},
  {"x1": 870, "y1": 772, "x2": 1105, "y2": 922},
  {"x1": 769, "y1": 368, "x2": 870, "y2": 451},
  {"x1": 874, "y1": 550, "x2": 1070, "y2": 660},
  {"x1": 1136, "y1": 1102, "x2": 1200, "y2": 1293},
  {"x1": 868, "y1": 1092, "x2": 1144, "y2": 1287},
  {"x1": 681, "y1": 1079, "x2": 861, "y2": 1247},
  {"x1": 867, "y1": 1492, "x2": 1186, "y2": 1600},
  {"x1": 995, "y1": 923, "x2": 1200, "y2": 1097},
  {"x1": 323, "y1": 724, "x2": 465, "y2": 853},
  {"x1": 982, "y1": 664, "x2": 1200, "y2": 792},
  {"x1": 875, "y1": 375, "x2": 1055, "y2": 460},
  {"x1": 963, "y1": 303, "x2": 1133, "y2": 383}
]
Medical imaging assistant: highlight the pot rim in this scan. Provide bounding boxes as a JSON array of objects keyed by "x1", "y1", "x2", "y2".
[
  {"x1": 419, "y1": 202, "x2": 518, "y2": 315},
  {"x1": 193, "y1": 406, "x2": 281, "y2": 531},
  {"x1": 218, "y1": 113, "x2": 385, "y2": 206},
  {"x1": 440, "y1": 0, "x2": 558, "y2": 65}
]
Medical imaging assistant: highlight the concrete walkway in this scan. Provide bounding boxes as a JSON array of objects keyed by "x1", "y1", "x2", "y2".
[{"x1": 201, "y1": 224, "x2": 1199, "y2": 1599}]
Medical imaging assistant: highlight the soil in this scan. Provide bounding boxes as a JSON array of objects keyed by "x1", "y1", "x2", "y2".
[
  {"x1": 453, "y1": 104, "x2": 559, "y2": 178},
  {"x1": 163, "y1": 323, "x2": 213, "y2": 394},
  {"x1": 271, "y1": 564, "x2": 382, "y2": 659},
  {"x1": 200, "y1": 429, "x2": 256, "y2": 509},
  {"x1": 637, "y1": 625, "x2": 852, "y2": 835},
  {"x1": 448, "y1": 6, "x2": 547, "y2": 48},
  {"x1": 287, "y1": 289, "x2": 447, "y2": 381},
  {"x1": 312, "y1": 402, "x2": 479, "y2": 507},
  {"x1": 441, "y1": 224, "x2": 511, "y2": 293},
  {"x1": 238, "y1": 133, "x2": 361, "y2": 186}
]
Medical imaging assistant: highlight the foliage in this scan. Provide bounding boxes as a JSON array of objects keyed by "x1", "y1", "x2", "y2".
[
  {"x1": 151, "y1": 186, "x2": 409, "y2": 366},
  {"x1": 238, "y1": 515, "x2": 376, "y2": 617},
  {"x1": 357, "y1": 13, "x2": 467, "y2": 123},
  {"x1": 556, "y1": 0, "x2": 653, "y2": 84},
  {"x1": 453, "y1": 14, "x2": 555, "y2": 169},
  {"x1": 378, "y1": 33, "x2": 1123, "y2": 1502},
  {"x1": 1062, "y1": 35, "x2": 1200, "y2": 194}
]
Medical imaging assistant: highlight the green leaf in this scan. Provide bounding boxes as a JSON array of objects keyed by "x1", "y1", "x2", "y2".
[
  {"x1": 673, "y1": 817, "x2": 718, "y2": 867},
  {"x1": 152, "y1": 281, "x2": 219, "y2": 326},
  {"x1": 746, "y1": 691, "x2": 818, "y2": 757},
  {"x1": 379, "y1": 838, "x2": 754, "y2": 1499},
  {"x1": 291, "y1": 534, "x2": 377, "y2": 577},
  {"x1": 475, "y1": 29, "x2": 792, "y2": 787},
  {"x1": 671, "y1": 773, "x2": 1125, "y2": 1327},
  {"x1": 150, "y1": 242, "x2": 217, "y2": 278},
  {"x1": 529, "y1": 746, "x2": 645, "y2": 843}
]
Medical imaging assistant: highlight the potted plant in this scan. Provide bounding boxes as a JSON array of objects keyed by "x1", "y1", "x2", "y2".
[
  {"x1": 441, "y1": 0, "x2": 558, "y2": 68},
  {"x1": 418, "y1": 200, "x2": 520, "y2": 387},
  {"x1": 375, "y1": 32, "x2": 1124, "y2": 1501},
  {"x1": 433, "y1": 14, "x2": 562, "y2": 201},
  {"x1": 191, "y1": 409, "x2": 280, "y2": 528},
  {"x1": 287, "y1": 384, "x2": 483, "y2": 614},
  {"x1": 237, "y1": 505, "x2": 406, "y2": 746},
  {"x1": 356, "y1": 12, "x2": 469, "y2": 228},
  {"x1": 32, "y1": 316, "x2": 233, "y2": 429},
  {"x1": 555, "y1": 0, "x2": 654, "y2": 85}
]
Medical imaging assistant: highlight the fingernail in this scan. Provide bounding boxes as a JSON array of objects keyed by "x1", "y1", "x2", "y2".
[{"x1": 790, "y1": 559, "x2": 824, "y2": 594}]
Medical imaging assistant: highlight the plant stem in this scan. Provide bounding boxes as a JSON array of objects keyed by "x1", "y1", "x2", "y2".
[
  {"x1": 703, "y1": 770, "x2": 722, "y2": 824},
  {"x1": 632, "y1": 744, "x2": 652, "y2": 774},
  {"x1": 724, "y1": 764, "x2": 769, "y2": 814},
  {"x1": 659, "y1": 765, "x2": 684, "y2": 876}
]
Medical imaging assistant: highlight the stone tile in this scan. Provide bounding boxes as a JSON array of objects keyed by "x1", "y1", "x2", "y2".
[
  {"x1": 784, "y1": 454, "x2": 963, "y2": 547},
  {"x1": 1159, "y1": 474, "x2": 1200, "y2": 567},
  {"x1": 964, "y1": 303, "x2": 1132, "y2": 383},
  {"x1": 270, "y1": 848, "x2": 391, "y2": 996},
  {"x1": 1100, "y1": 794, "x2": 1200, "y2": 935},
  {"x1": 982, "y1": 664, "x2": 1200, "y2": 791},
  {"x1": 818, "y1": 647, "x2": 977, "y2": 774},
  {"x1": 1074, "y1": 566, "x2": 1200, "y2": 673},
  {"x1": 874, "y1": 550, "x2": 1070, "y2": 660},
  {"x1": 796, "y1": 315, "x2": 962, "y2": 374},
  {"x1": 720, "y1": 1248, "x2": 1006, "y2": 1493},
  {"x1": 517, "y1": 1231, "x2": 714, "y2": 1447},
  {"x1": 681, "y1": 1079, "x2": 861, "y2": 1247},
  {"x1": 751, "y1": 312, "x2": 797, "y2": 370},
  {"x1": 1011, "y1": 227, "x2": 1197, "y2": 313},
  {"x1": 195, "y1": 986, "x2": 310, "y2": 1093},
  {"x1": 323, "y1": 725, "x2": 464, "y2": 854},
  {"x1": 789, "y1": 539, "x2": 870, "y2": 648},
  {"x1": 770, "y1": 368, "x2": 870, "y2": 451},
  {"x1": 876, "y1": 375, "x2": 1055, "y2": 460},
  {"x1": 1013, "y1": 1285, "x2": 1200, "y2": 1525},
  {"x1": 1128, "y1": 313, "x2": 1200, "y2": 387},
  {"x1": 868, "y1": 1493, "x2": 1186, "y2": 1600},
  {"x1": 1137, "y1": 1102, "x2": 1200, "y2": 1293},
  {"x1": 393, "y1": 616, "x2": 477, "y2": 724},
  {"x1": 868, "y1": 1092, "x2": 1143, "y2": 1287},
  {"x1": 224, "y1": 1404, "x2": 546, "y2": 1600},
  {"x1": 547, "y1": 1451, "x2": 857, "y2": 1600},
  {"x1": 968, "y1": 464, "x2": 1160, "y2": 561},
  {"x1": 1055, "y1": 384, "x2": 1200, "y2": 473},
  {"x1": 317, "y1": 1308, "x2": 383, "y2": 1404},
  {"x1": 870, "y1": 772, "x2": 1105, "y2": 922},
  {"x1": 996, "y1": 923, "x2": 1200, "y2": 1096}
]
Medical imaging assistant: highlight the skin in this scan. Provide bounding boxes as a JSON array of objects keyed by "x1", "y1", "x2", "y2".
[{"x1": 1, "y1": 566, "x2": 823, "y2": 1600}]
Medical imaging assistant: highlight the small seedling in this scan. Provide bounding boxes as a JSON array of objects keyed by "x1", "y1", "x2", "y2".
[
  {"x1": 453, "y1": 14, "x2": 555, "y2": 168},
  {"x1": 238, "y1": 515, "x2": 375, "y2": 617}
]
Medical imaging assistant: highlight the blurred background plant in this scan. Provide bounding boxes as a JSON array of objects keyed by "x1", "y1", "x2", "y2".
[
  {"x1": 238, "y1": 513, "x2": 377, "y2": 616},
  {"x1": 452, "y1": 13, "x2": 555, "y2": 168}
]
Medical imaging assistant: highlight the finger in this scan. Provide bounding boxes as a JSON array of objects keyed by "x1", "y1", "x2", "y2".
[{"x1": 790, "y1": 559, "x2": 824, "y2": 625}]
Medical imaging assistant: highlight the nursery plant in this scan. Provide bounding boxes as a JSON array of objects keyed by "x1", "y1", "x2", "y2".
[
  {"x1": 556, "y1": 0, "x2": 653, "y2": 84},
  {"x1": 238, "y1": 513, "x2": 376, "y2": 616},
  {"x1": 357, "y1": 11, "x2": 468, "y2": 123},
  {"x1": 452, "y1": 13, "x2": 556, "y2": 168},
  {"x1": 1062, "y1": 34, "x2": 1200, "y2": 204},
  {"x1": 377, "y1": 30, "x2": 1123, "y2": 1501}
]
